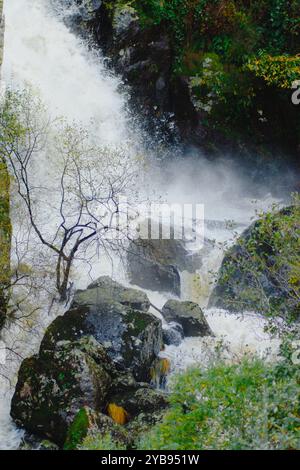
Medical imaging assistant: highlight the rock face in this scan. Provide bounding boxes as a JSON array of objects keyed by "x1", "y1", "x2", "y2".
[
  {"x1": 41, "y1": 277, "x2": 162, "y2": 381},
  {"x1": 11, "y1": 336, "x2": 113, "y2": 447},
  {"x1": 209, "y1": 207, "x2": 300, "y2": 318},
  {"x1": 127, "y1": 238, "x2": 201, "y2": 296},
  {"x1": 162, "y1": 300, "x2": 213, "y2": 337},
  {"x1": 94, "y1": 3, "x2": 175, "y2": 138},
  {"x1": 11, "y1": 277, "x2": 166, "y2": 448}
]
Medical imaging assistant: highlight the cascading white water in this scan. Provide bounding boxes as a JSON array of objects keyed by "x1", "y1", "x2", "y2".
[{"x1": 0, "y1": 0, "x2": 283, "y2": 450}]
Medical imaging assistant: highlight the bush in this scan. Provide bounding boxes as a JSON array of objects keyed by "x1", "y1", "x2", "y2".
[{"x1": 138, "y1": 357, "x2": 300, "y2": 450}]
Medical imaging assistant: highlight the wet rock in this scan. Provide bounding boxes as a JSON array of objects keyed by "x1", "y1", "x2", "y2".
[
  {"x1": 40, "y1": 278, "x2": 162, "y2": 381},
  {"x1": 162, "y1": 300, "x2": 213, "y2": 337},
  {"x1": 112, "y1": 4, "x2": 138, "y2": 39},
  {"x1": 11, "y1": 278, "x2": 166, "y2": 447},
  {"x1": 83, "y1": 276, "x2": 150, "y2": 311},
  {"x1": 53, "y1": 0, "x2": 102, "y2": 24},
  {"x1": 162, "y1": 323, "x2": 184, "y2": 346},
  {"x1": 127, "y1": 237, "x2": 201, "y2": 296},
  {"x1": 209, "y1": 207, "x2": 300, "y2": 318},
  {"x1": 11, "y1": 336, "x2": 113, "y2": 447},
  {"x1": 107, "y1": 387, "x2": 168, "y2": 445}
]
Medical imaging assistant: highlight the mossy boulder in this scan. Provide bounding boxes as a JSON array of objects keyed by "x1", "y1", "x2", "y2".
[
  {"x1": 11, "y1": 336, "x2": 113, "y2": 447},
  {"x1": 78, "y1": 276, "x2": 150, "y2": 311},
  {"x1": 209, "y1": 206, "x2": 300, "y2": 319},
  {"x1": 162, "y1": 300, "x2": 213, "y2": 337},
  {"x1": 40, "y1": 278, "x2": 162, "y2": 381},
  {"x1": 11, "y1": 278, "x2": 165, "y2": 447}
]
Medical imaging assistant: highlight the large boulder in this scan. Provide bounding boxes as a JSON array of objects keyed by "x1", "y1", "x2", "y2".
[
  {"x1": 11, "y1": 278, "x2": 167, "y2": 448},
  {"x1": 82, "y1": 276, "x2": 150, "y2": 311},
  {"x1": 40, "y1": 277, "x2": 162, "y2": 382},
  {"x1": 127, "y1": 237, "x2": 201, "y2": 296},
  {"x1": 209, "y1": 206, "x2": 300, "y2": 319},
  {"x1": 11, "y1": 336, "x2": 113, "y2": 447},
  {"x1": 162, "y1": 300, "x2": 213, "y2": 337}
]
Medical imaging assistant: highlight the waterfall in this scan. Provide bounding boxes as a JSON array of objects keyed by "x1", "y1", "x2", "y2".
[{"x1": 0, "y1": 0, "x2": 282, "y2": 449}]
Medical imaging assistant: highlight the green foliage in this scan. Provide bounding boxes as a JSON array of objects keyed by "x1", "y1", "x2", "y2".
[
  {"x1": 246, "y1": 53, "x2": 300, "y2": 89},
  {"x1": 139, "y1": 358, "x2": 300, "y2": 450},
  {"x1": 64, "y1": 408, "x2": 90, "y2": 450}
]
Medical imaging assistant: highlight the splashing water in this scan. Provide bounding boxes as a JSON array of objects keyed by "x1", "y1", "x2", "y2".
[{"x1": 0, "y1": 0, "x2": 285, "y2": 449}]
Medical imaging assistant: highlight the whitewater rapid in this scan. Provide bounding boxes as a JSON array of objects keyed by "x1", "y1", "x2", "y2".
[{"x1": 0, "y1": 0, "x2": 282, "y2": 450}]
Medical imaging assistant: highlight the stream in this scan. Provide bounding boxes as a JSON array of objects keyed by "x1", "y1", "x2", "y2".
[{"x1": 0, "y1": 0, "x2": 289, "y2": 449}]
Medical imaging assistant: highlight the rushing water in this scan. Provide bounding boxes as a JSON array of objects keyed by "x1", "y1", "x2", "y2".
[{"x1": 0, "y1": 0, "x2": 285, "y2": 449}]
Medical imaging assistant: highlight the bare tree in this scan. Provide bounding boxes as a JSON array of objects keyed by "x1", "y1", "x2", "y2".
[{"x1": 0, "y1": 88, "x2": 141, "y2": 302}]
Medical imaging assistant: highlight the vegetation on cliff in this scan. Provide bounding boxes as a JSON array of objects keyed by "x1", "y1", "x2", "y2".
[
  {"x1": 0, "y1": 160, "x2": 11, "y2": 329},
  {"x1": 102, "y1": 0, "x2": 300, "y2": 156},
  {"x1": 210, "y1": 196, "x2": 300, "y2": 324},
  {"x1": 0, "y1": 0, "x2": 11, "y2": 329}
]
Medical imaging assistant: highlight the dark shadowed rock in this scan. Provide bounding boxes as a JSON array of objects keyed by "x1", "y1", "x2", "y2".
[
  {"x1": 11, "y1": 336, "x2": 113, "y2": 447},
  {"x1": 162, "y1": 323, "x2": 184, "y2": 346},
  {"x1": 127, "y1": 236, "x2": 201, "y2": 296},
  {"x1": 162, "y1": 300, "x2": 213, "y2": 337},
  {"x1": 209, "y1": 207, "x2": 300, "y2": 319}
]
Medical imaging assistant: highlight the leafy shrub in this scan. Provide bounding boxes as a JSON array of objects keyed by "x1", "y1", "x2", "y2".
[
  {"x1": 139, "y1": 357, "x2": 300, "y2": 450},
  {"x1": 247, "y1": 54, "x2": 300, "y2": 89}
]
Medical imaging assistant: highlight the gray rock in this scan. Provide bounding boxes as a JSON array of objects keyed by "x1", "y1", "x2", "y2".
[
  {"x1": 162, "y1": 300, "x2": 213, "y2": 337},
  {"x1": 162, "y1": 322, "x2": 184, "y2": 346},
  {"x1": 11, "y1": 336, "x2": 113, "y2": 447},
  {"x1": 209, "y1": 207, "x2": 300, "y2": 319},
  {"x1": 82, "y1": 275, "x2": 150, "y2": 312},
  {"x1": 127, "y1": 235, "x2": 201, "y2": 296},
  {"x1": 108, "y1": 387, "x2": 168, "y2": 419},
  {"x1": 40, "y1": 278, "x2": 162, "y2": 381}
]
